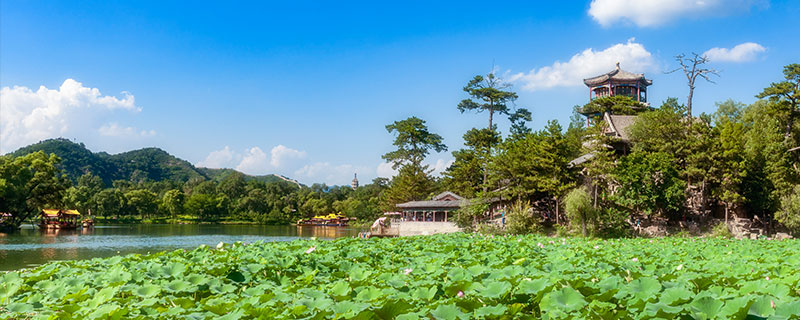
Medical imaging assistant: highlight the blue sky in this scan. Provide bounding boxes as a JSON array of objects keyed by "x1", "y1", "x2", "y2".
[{"x1": 2, "y1": 0, "x2": 798, "y2": 185}]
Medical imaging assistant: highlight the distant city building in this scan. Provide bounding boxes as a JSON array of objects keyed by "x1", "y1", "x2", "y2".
[{"x1": 351, "y1": 173, "x2": 359, "y2": 189}]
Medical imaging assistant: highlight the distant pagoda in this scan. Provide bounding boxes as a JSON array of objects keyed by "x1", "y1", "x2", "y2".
[
  {"x1": 583, "y1": 62, "x2": 652, "y2": 103},
  {"x1": 351, "y1": 173, "x2": 359, "y2": 189}
]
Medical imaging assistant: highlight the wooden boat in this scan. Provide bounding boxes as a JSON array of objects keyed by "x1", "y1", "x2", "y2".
[
  {"x1": 38, "y1": 209, "x2": 81, "y2": 230},
  {"x1": 82, "y1": 218, "x2": 95, "y2": 228},
  {"x1": 297, "y1": 213, "x2": 356, "y2": 227}
]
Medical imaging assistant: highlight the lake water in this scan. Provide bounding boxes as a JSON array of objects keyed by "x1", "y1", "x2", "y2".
[{"x1": 0, "y1": 224, "x2": 362, "y2": 271}]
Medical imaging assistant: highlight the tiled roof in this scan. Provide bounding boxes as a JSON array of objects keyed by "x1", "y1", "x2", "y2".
[
  {"x1": 584, "y1": 63, "x2": 652, "y2": 87},
  {"x1": 606, "y1": 114, "x2": 638, "y2": 141}
]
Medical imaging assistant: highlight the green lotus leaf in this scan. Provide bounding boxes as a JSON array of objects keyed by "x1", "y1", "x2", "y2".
[
  {"x1": 774, "y1": 299, "x2": 800, "y2": 319},
  {"x1": 517, "y1": 278, "x2": 549, "y2": 296},
  {"x1": 7, "y1": 302, "x2": 34, "y2": 313},
  {"x1": 643, "y1": 301, "x2": 683, "y2": 318},
  {"x1": 690, "y1": 296, "x2": 724, "y2": 320},
  {"x1": 718, "y1": 296, "x2": 754, "y2": 319},
  {"x1": 161, "y1": 262, "x2": 187, "y2": 278},
  {"x1": 331, "y1": 300, "x2": 370, "y2": 318},
  {"x1": 412, "y1": 286, "x2": 438, "y2": 301},
  {"x1": 748, "y1": 295, "x2": 777, "y2": 318},
  {"x1": 430, "y1": 304, "x2": 467, "y2": 320},
  {"x1": 478, "y1": 281, "x2": 511, "y2": 299},
  {"x1": 134, "y1": 284, "x2": 161, "y2": 297},
  {"x1": 475, "y1": 304, "x2": 506, "y2": 317},
  {"x1": 540, "y1": 287, "x2": 587, "y2": 314},
  {"x1": 185, "y1": 274, "x2": 209, "y2": 286},
  {"x1": 355, "y1": 286, "x2": 384, "y2": 301},
  {"x1": 87, "y1": 286, "x2": 119, "y2": 308},
  {"x1": 660, "y1": 286, "x2": 694, "y2": 305},
  {"x1": 165, "y1": 279, "x2": 193, "y2": 293},
  {"x1": 86, "y1": 303, "x2": 121, "y2": 319}
]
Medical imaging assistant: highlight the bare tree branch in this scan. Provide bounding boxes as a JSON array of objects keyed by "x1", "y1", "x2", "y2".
[{"x1": 667, "y1": 53, "x2": 720, "y2": 117}]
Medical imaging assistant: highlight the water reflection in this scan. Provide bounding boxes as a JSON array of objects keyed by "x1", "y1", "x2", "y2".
[{"x1": 0, "y1": 224, "x2": 360, "y2": 271}]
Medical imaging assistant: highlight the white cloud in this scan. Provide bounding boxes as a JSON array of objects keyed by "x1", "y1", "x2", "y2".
[
  {"x1": 588, "y1": 0, "x2": 766, "y2": 27},
  {"x1": 509, "y1": 39, "x2": 655, "y2": 91},
  {"x1": 98, "y1": 123, "x2": 156, "y2": 138},
  {"x1": 0, "y1": 79, "x2": 149, "y2": 153},
  {"x1": 270, "y1": 144, "x2": 307, "y2": 168},
  {"x1": 375, "y1": 158, "x2": 453, "y2": 180},
  {"x1": 294, "y1": 162, "x2": 369, "y2": 185},
  {"x1": 376, "y1": 162, "x2": 398, "y2": 178},
  {"x1": 431, "y1": 159, "x2": 455, "y2": 176},
  {"x1": 703, "y1": 42, "x2": 766, "y2": 62},
  {"x1": 235, "y1": 147, "x2": 271, "y2": 175},
  {"x1": 196, "y1": 146, "x2": 241, "y2": 168}
]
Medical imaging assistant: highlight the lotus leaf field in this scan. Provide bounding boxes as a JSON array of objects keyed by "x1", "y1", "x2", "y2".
[{"x1": 1, "y1": 234, "x2": 800, "y2": 319}]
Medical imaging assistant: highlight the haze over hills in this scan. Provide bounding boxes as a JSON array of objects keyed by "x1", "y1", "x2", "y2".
[{"x1": 8, "y1": 138, "x2": 301, "y2": 187}]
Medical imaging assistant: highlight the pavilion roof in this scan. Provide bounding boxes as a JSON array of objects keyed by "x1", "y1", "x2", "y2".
[
  {"x1": 584, "y1": 63, "x2": 652, "y2": 87},
  {"x1": 397, "y1": 191, "x2": 467, "y2": 210},
  {"x1": 605, "y1": 114, "x2": 638, "y2": 141}
]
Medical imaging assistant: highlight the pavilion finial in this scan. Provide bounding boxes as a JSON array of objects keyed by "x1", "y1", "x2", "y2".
[{"x1": 616, "y1": 62, "x2": 620, "y2": 69}]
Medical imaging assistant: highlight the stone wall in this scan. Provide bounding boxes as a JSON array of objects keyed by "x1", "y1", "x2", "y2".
[{"x1": 395, "y1": 221, "x2": 461, "y2": 236}]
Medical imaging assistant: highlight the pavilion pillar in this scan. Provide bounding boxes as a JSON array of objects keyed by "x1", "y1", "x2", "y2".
[
  {"x1": 445, "y1": 211, "x2": 448, "y2": 222},
  {"x1": 637, "y1": 84, "x2": 641, "y2": 102}
]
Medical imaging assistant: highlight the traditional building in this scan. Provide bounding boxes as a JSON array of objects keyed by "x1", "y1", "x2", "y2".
[
  {"x1": 570, "y1": 64, "x2": 651, "y2": 166},
  {"x1": 351, "y1": 173, "x2": 359, "y2": 189},
  {"x1": 583, "y1": 62, "x2": 652, "y2": 103},
  {"x1": 396, "y1": 191, "x2": 466, "y2": 222}
]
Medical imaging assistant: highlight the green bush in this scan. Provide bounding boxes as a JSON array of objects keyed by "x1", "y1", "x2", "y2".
[
  {"x1": 475, "y1": 223, "x2": 505, "y2": 235},
  {"x1": 454, "y1": 198, "x2": 489, "y2": 232},
  {"x1": 505, "y1": 201, "x2": 543, "y2": 235},
  {"x1": 596, "y1": 207, "x2": 631, "y2": 238},
  {"x1": 711, "y1": 222, "x2": 733, "y2": 238},
  {"x1": 564, "y1": 187, "x2": 597, "y2": 237},
  {"x1": 776, "y1": 185, "x2": 800, "y2": 235}
]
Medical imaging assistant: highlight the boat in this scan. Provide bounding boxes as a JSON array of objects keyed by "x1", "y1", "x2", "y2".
[
  {"x1": 38, "y1": 209, "x2": 81, "y2": 230},
  {"x1": 82, "y1": 218, "x2": 95, "y2": 228},
  {"x1": 297, "y1": 213, "x2": 356, "y2": 227}
]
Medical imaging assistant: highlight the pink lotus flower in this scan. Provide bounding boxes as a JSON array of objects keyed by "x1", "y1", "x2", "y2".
[
  {"x1": 632, "y1": 258, "x2": 639, "y2": 262},
  {"x1": 537, "y1": 242, "x2": 545, "y2": 248},
  {"x1": 457, "y1": 291, "x2": 464, "y2": 298},
  {"x1": 404, "y1": 268, "x2": 413, "y2": 275},
  {"x1": 766, "y1": 276, "x2": 770, "y2": 280},
  {"x1": 771, "y1": 300, "x2": 776, "y2": 309},
  {"x1": 594, "y1": 245, "x2": 599, "y2": 249},
  {"x1": 305, "y1": 246, "x2": 316, "y2": 254}
]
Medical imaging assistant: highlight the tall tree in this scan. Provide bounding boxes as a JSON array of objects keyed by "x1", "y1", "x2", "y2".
[
  {"x1": 381, "y1": 117, "x2": 446, "y2": 208},
  {"x1": 711, "y1": 100, "x2": 747, "y2": 223},
  {"x1": 442, "y1": 128, "x2": 500, "y2": 198},
  {"x1": 757, "y1": 63, "x2": 800, "y2": 139},
  {"x1": 0, "y1": 152, "x2": 70, "y2": 228},
  {"x1": 667, "y1": 53, "x2": 719, "y2": 118},
  {"x1": 458, "y1": 72, "x2": 520, "y2": 130},
  {"x1": 382, "y1": 117, "x2": 447, "y2": 169}
]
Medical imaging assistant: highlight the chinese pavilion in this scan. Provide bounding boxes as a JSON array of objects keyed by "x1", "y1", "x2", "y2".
[
  {"x1": 351, "y1": 173, "x2": 359, "y2": 189},
  {"x1": 583, "y1": 62, "x2": 652, "y2": 103}
]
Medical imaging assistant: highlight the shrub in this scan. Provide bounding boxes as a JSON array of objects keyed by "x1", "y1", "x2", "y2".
[
  {"x1": 475, "y1": 223, "x2": 505, "y2": 235},
  {"x1": 505, "y1": 201, "x2": 543, "y2": 235},
  {"x1": 776, "y1": 185, "x2": 800, "y2": 235},
  {"x1": 564, "y1": 187, "x2": 597, "y2": 237},
  {"x1": 596, "y1": 207, "x2": 631, "y2": 238},
  {"x1": 454, "y1": 198, "x2": 489, "y2": 232},
  {"x1": 711, "y1": 222, "x2": 733, "y2": 238}
]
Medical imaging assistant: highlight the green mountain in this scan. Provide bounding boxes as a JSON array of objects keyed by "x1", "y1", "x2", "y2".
[
  {"x1": 9, "y1": 138, "x2": 300, "y2": 187},
  {"x1": 199, "y1": 168, "x2": 301, "y2": 186}
]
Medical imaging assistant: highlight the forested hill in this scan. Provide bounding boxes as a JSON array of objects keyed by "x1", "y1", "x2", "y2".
[{"x1": 9, "y1": 138, "x2": 299, "y2": 187}]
